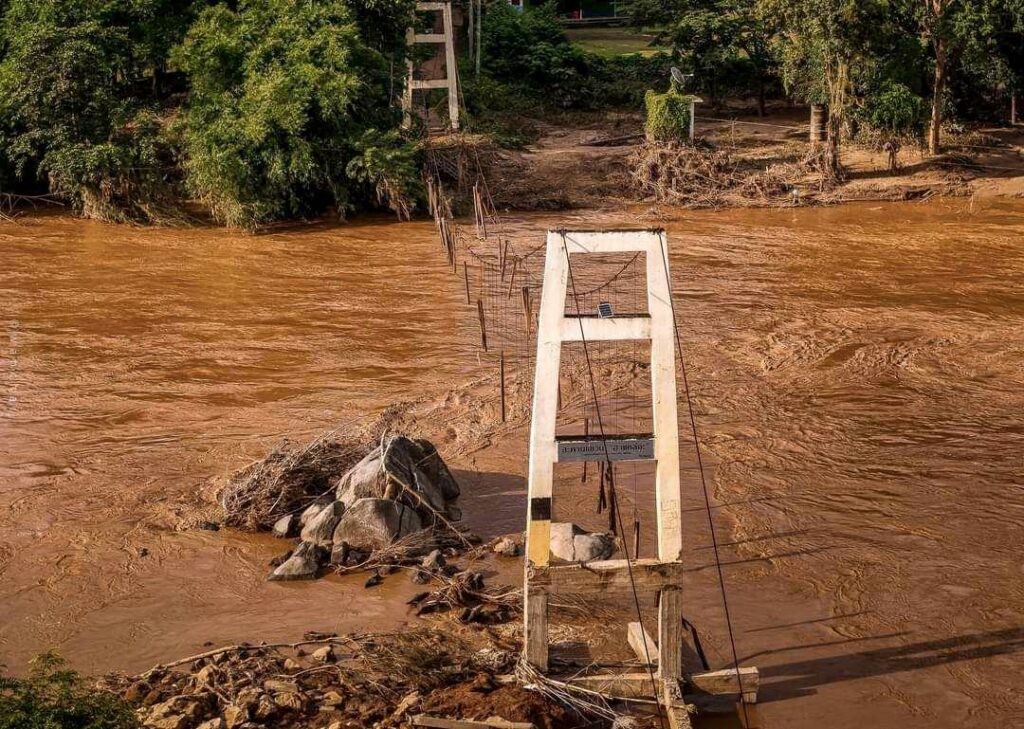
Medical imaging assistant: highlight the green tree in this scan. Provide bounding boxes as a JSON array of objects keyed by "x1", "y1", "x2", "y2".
[
  {"x1": 172, "y1": 0, "x2": 415, "y2": 229},
  {"x1": 0, "y1": 652, "x2": 138, "y2": 729},
  {"x1": 763, "y1": 0, "x2": 888, "y2": 177},
  {"x1": 633, "y1": 0, "x2": 775, "y2": 114},
  {"x1": 0, "y1": 0, "x2": 198, "y2": 219}
]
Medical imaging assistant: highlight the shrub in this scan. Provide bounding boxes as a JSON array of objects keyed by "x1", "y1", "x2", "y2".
[
  {"x1": 172, "y1": 0, "x2": 416, "y2": 229},
  {"x1": 0, "y1": 652, "x2": 138, "y2": 729},
  {"x1": 479, "y1": 2, "x2": 590, "y2": 109},
  {"x1": 644, "y1": 89, "x2": 695, "y2": 143},
  {"x1": 864, "y1": 82, "x2": 926, "y2": 137}
]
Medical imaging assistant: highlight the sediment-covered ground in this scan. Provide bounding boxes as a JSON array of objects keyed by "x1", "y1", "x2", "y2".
[{"x1": 2, "y1": 198, "x2": 1024, "y2": 727}]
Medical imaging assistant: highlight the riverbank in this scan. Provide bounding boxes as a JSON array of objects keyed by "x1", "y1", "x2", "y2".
[
  {"x1": 468, "y1": 110, "x2": 1024, "y2": 212},
  {"x1": 2, "y1": 200, "x2": 1024, "y2": 727}
]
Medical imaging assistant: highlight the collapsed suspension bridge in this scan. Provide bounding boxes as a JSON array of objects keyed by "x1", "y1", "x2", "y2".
[{"x1": 423, "y1": 154, "x2": 760, "y2": 728}]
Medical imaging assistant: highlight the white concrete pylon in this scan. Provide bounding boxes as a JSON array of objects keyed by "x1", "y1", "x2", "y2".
[{"x1": 523, "y1": 229, "x2": 683, "y2": 568}]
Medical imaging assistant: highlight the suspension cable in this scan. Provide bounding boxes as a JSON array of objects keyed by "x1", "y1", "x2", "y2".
[{"x1": 656, "y1": 238, "x2": 751, "y2": 727}]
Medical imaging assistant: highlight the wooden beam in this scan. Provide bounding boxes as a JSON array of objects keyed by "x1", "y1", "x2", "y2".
[
  {"x1": 411, "y1": 716, "x2": 534, "y2": 729},
  {"x1": 523, "y1": 586, "x2": 548, "y2": 672},
  {"x1": 647, "y1": 230, "x2": 682, "y2": 562},
  {"x1": 663, "y1": 679, "x2": 694, "y2": 729},
  {"x1": 686, "y1": 667, "x2": 759, "y2": 699},
  {"x1": 411, "y1": 78, "x2": 451, "y2": 90},
  {"x1": 529, "y1": 559, "x2": 685, "y2": 595},
  {"x1": 627, "y1": 622, "x2": 659, "y2": 666},
  {"x1": 563, "y1": 668, "x2": 758, "y2": 703},
  {"x1": 659, "y1": 587, "x2": 683, "y2": 680},
  {"x1": 413, "y1": 33, "x2": 447, "y2": 43},
  {"x1": 564, "y1": 673, "x2": 660, "y2": 701}
]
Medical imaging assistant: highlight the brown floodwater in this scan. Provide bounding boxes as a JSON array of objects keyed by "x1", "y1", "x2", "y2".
[{"x1": 2, "y1": 200, "x2": 1024, "y2": 729}]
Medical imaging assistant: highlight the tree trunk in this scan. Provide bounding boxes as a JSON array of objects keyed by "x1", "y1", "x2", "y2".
[{"x1": 928, "y1": 36, "x2": 947, "y2": 154}]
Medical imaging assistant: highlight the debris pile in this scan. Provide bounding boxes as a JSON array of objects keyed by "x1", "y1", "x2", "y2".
[
  {"x1": 220, "y1": 429, "x2": 367, "y2": 532},
  {"x1": 266, "y1": 434, "x2": 472, "y2": 582},
  {"x1": 630, "y1": 141, "x2": 803, "y2": 207},
  {"x1": 105, "y1": 630, "x2": 588, "y2": 729}
]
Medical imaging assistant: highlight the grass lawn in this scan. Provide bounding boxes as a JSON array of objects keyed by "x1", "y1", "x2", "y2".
[{"x1": 565, "y1": 27, "x2": 665, "y2": 57}]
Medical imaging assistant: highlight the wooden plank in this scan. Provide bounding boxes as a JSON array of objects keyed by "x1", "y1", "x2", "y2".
[
  {"x1": 411, "y1": 715, "x2": 534, "y2": 729},
  {"x1": 564, "y1": 673, "x2": 658, "y2": 701},
  {"x1": 659, "y1": 587, "x2": 683, "y2": 680},
  {"x1": 686, "y1": 667, "x2": 759, "y2": 698},
  {"x1": 411, "y1": 78, "x2": 451, "y2": 90},
  {"x1": 559, "y1": 314, "x2": 651, "y2": 342},
  {"x1": 627, "y1": 621, "x2": 659, "y2": 666},
  {"x1": 441, "y1": 1, "x2": 459, "y2": 130},
  {"x1": 413, "y1": 32, "x2": 447, "y2": 42},
  {"x1": 529, "y1": 559, "x2": 685, "y2": 595},
  {"x1": 523, "y1": 585, "x2": 548, "y2": 672}
]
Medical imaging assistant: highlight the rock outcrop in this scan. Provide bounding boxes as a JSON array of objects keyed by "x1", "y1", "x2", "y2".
[
  {"x1": 265, "y1": 435, "x2": 459, "y2": 581},
  {"x1": 333, "y1": 498, "x2": 422, "y2": 553}
]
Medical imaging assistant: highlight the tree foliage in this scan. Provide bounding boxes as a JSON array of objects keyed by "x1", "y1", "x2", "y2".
[
  {"x1": 0, "y1": 653, "x2": 138, "y2": 729},
  {"x1": 172, "y1": 0, "x2": 414, "y2": 229}
]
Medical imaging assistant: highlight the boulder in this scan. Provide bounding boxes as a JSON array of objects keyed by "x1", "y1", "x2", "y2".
[
  {"x1": 332, "y1": 498, "x2": 422, "y2": 552},
  {"x1": 271, "y1": 514, "x2": 295, "y2": 538},
  {"x1": 550, "y1": 523, "x2": 618, "y2": 563},
  {"x1": 268, "y1": 542, "x2": 325, "y2": 581},
  {"x1": 335, "y1": 450, "x2": 385, "y2": 506},
  {"x1": 492, "y1": 537, "x2": 519, "y2": 557},
  {"x1": 335, "y1": 436, "x2": 460, "y2": 523},
  {"x1": 299, "y1": 501, "x2": 343, "y2": 546},
  {"x1": 299, "y1": 502, "x2": 325, "y2": 527}
]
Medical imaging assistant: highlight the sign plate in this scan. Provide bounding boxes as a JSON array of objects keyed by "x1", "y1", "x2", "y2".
[{"x1": 556, "y1": 437, "x2": 655, "y2": 463}]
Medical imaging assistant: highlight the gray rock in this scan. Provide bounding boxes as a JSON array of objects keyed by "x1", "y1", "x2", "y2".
[
  {"x1": 332, "y1": 498, "x2": 422, "y2": 552},
  {"x1": 299, "y1": 501, "x2": 343, "y2": 546},
  {"x1": 268, "y1": 542, "x2": 325, "y2": 581},
  {"x1": 492, "y1": 537, "x2": 519, "y2": 557},
  {"x1": 329, "y1": 541, "x2": 350, "y2": 567},
  {"x1": 335, "y1": 450, "x2": 385, "y2": 507},
  {"x1": 298, "y1": 502, "x2": 324, "y2": 527},
  {"x1": 550, "y1": 522, "x2": 618, "y2": 562},
  {"x1": 421, "y1": 549, "x2": 446, "y2": 572},
  {"x1": 271, "y1": 514, "x2": 295, "y2": 538},
  {"x1": 336, "y1": 437, "x2": 460, "y2": 524}
]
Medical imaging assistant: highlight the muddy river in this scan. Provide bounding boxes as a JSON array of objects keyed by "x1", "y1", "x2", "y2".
[{"x1": 2, "y1": 200, "x2": 1023, "y2": 728}]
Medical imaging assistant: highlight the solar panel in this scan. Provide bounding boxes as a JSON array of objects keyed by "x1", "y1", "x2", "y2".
[{"x1": 598, "y1": 301, "x2": 614, "y2": 318}]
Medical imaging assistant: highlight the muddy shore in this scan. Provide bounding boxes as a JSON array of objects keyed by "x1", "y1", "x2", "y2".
[{"x1": 2, "y1": 194, "x2": 1024, "y2": 728}]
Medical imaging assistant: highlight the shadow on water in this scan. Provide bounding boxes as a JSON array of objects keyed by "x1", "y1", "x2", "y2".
[{"x1": 758, "y1": 626, "x2": 1024, "y2": 702}]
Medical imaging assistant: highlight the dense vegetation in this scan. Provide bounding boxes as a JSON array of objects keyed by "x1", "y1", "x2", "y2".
[
  {"x1": 0, "y1": 653, "x2": 138, "y2": 729},
  {"x1": 0, "y1": 0, "x2": 1020, "y2": 225},
  {"x1": 634, "y1": 0, "x2": 1024, "y2": 173}
]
